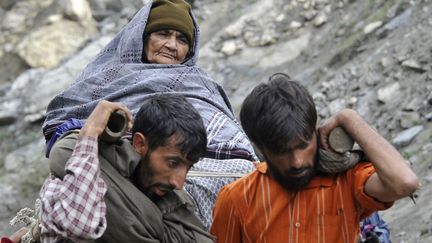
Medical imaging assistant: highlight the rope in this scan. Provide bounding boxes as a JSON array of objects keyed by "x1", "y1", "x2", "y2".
[{"x1": 9, "y1": 199, "x2": 41, "y2": 243}]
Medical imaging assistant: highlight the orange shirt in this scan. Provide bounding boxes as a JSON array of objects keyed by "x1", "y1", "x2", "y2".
[{"x1": 211, "y1": 162, "x2": 392, "y2": 243}]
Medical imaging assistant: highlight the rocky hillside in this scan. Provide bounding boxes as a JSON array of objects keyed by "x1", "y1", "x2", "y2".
[{"x1": 0, "y1": 0, "x2": 431, "y2": 241}]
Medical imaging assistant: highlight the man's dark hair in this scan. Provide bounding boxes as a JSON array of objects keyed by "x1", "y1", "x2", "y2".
[
  {"x1": 240, "y1": 73, "x2": 317, "y2": 153},
  {"x1": 132, "y1": 94, "x2": 207, "y2": 163}
]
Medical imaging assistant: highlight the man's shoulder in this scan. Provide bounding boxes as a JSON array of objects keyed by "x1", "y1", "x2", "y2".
[
  {"x1": 350, "y1": 161, "x2": 374, "y2": 172},
  {"x1": 315, "y1": 162, "x2": 375, "y2": 193},
  {"x1": 340, "y1": 161, "x2": 375, "y2": 181}
]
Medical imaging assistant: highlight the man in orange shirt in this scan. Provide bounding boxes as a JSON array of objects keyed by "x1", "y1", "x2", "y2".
[{"x1": 210, "y1": 73, "x2": 418, "y2": 243}]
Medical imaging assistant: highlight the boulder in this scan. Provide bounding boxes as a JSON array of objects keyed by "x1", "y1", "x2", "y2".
[
  {"x1": 0, "y1": 36, "x2": 110, "y2": 125},
  {"x1": 0, "y1": 52, "x2": 29, "y2": 84},
  {"x1": 220, "y1": 40, "x2": 238, "y2": 56},
  {"x1": 223, "y1": 24, "x2": 243, "y2": 39},
  {"x1": 364, "y1": 21, "x2": 383, "y2": 34},
  {"x1": 59, "y1": 0, "x2": 93, "y2": 23},
  {"x1": 392, "y1": 125, "x2": 424, "y2": 148},
  {"x1": 401, "y1": 59, "x2": 426, "y2": 73},
  {"x1": 288, "y1": 21, "x2": 303, "y2": 30},
  {"x1": 399, "y1": 111, "x2": 421, "y2": 129},
  {"x1": 313, "y1": 12, "x2": 327, "y2": 27},
  {"x1": 1, "y1": 0, "x2": 54, "y2": 33},
  {"x1": 1, "y1": 7, "x2": 27, "y2": 32},
  {"x1": 244, "y1": 28, "x2": 278, "y2": 47},
  {"x1": 302, "y1": 9, "x2": 317, "y2": 21},
  {"x1": 377, "y1": 82, "x2": 401, "y2": 104},
  {"x1": 23, "y1": 36, "x2": 112, "y2": 117},
  {"x1": 0, "y1": 100, "x2": 18, "y2": 126},
  {"x1": 15, "y1": 18, "x2": 96, "y2": 68},
  {"x1": 425, "y1": 112, "x2": 432, "y2": 121}
]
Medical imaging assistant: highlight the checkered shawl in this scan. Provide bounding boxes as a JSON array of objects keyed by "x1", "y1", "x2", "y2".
[{"x1": 42, "y1": 2, "x2": 256, "y2": 162}]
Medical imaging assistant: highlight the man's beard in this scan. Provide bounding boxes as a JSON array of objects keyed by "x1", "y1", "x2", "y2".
[
  {"x1": 267, "y1": 159, "x2": 317, "y2": 191},
  {"x1": 133, "y1": 153, "x2": 175, "y2": 202}
]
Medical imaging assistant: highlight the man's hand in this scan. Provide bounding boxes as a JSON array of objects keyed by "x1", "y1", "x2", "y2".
[
  {"x1": 319, "y1": 108, "x2": 418, "y2": 202},
  {"x1": 3, "y1": 227, "x2": 28, "y2": 243},
  {"x1": 79, "y1": 101, "x2": 132, "y2": 138}
]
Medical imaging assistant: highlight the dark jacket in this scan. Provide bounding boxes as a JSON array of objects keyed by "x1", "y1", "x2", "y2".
[{"x1": 49, "y1": 131, "x2": 214, "y2": 243}]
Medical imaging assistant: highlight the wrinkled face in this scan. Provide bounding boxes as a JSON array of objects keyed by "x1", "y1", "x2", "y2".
[
  {"x1": 262, "y1": 132, "x2": 318, "y2": 190},
  {"x1": 134, "y1": 139, "x2": 192, "y2": 201},
  {"x1": 144, "y1": 29, "x2": 190, "y2": 64}
]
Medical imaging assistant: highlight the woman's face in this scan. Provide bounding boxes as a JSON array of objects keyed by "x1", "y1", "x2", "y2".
[{"x1": 144, "y1": 29, "x2": 190, "y2": 64}]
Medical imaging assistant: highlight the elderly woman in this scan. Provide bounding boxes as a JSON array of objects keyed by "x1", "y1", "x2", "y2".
[
  {"x1": 40, "y1": 0, "x2": 256, "y2": 239},
  {"x1": 43, "y1": 0, "x2": 256, "y2": 161}
]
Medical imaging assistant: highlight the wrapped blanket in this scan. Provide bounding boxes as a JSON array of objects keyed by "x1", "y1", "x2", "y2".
[{"x1": 42, "y1": 3, "x2": 255, "y2": 162}]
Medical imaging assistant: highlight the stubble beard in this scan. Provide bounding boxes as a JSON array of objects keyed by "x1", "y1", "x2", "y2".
[
  {"x1": 267, "y1": 158, "x2": 318, "y2": 191},
  {"x1": 133, "y1": 153, "x2": 175, "y2": 202}
]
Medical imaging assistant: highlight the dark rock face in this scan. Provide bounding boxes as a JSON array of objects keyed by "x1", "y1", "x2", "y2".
[{"x1": 1, "y1": 0, "x2": 431, "y2": 241}]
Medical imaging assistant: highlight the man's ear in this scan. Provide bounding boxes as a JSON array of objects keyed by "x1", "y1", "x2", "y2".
[{"x1": 132, "y1": 132, "x2": 148, "y2": 156}]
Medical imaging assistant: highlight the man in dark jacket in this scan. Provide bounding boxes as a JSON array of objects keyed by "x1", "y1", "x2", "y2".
[{"x1": 39, "y1": 94, "x2": 213, "y2": 242}]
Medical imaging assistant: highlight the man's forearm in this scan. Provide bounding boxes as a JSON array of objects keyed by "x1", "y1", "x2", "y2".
[
  {"x1": 338, "y1": 109, "x2": 418, "y2": 201},
  {"x1": 40, "y1": 136, "x2": 107, "y2": 242}
]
